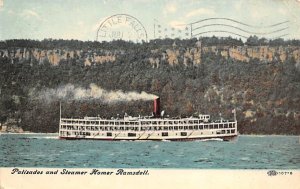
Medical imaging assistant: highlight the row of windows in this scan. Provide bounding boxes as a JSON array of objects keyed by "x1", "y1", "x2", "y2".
[
  {"x1": 61, "y1": 120, "x2": 231, "y2": 125},
  {"x1": 140, "y1": 120, "x2": 207, "y2": 125},
  {"x1": 60, "y1": 124, "x2": 236, "y2": 131},
  {"x1": 60, "y1": 129, "x2": 236, "y2": 137},
  {"x1": 61, "y1": 121, "x2": 139, "y2": 125}
]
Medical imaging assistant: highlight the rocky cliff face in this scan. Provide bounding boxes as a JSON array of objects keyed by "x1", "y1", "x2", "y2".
[
  {"x1": 148, "y1": 45, "x2": 300, "y2": 67},
  {"x1": 1, "y1": 45, "x2": 300, "y2": 67},
  {"x1": 0, "y1": 48, "x2": 117, "y2": 66}
]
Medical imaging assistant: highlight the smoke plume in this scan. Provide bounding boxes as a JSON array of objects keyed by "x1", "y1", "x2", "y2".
[{"x1": 36, "y1": 83, "x2": 158, "y2": 103}]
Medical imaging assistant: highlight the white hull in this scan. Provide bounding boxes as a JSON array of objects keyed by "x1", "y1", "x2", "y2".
[{"x1": 59, "y1": 132, "x2": 237, "y2": 141}]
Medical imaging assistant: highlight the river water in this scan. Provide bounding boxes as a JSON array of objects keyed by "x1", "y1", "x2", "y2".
[{"x1": 0, "y1": 134, "x2": 299, "y2": 169}]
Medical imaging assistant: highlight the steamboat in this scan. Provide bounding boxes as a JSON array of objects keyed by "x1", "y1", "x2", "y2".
[{"x1": 59, "y1": 98, "x2": 238, "y2": 141}]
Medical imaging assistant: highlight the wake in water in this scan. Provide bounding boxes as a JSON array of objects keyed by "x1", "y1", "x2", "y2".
[
  {"x1": 198, "y1": 138, "x2": 224, "y2": 142},
  {"x1": 27, "y1": 136, "x2": 59, "y2": 140}
]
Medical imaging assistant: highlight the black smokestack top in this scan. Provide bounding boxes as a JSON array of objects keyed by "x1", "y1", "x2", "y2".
[{"x1": 153, "y1": 97, "x2": 160, "y2": 118}]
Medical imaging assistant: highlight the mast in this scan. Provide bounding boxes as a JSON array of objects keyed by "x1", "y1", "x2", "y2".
[
  {"x1": 59, "y1": 101, "x2": 61, "y2": 134},
  {"x1": 60, "y1": 101, "x2": 62, "y2": 120},
  {"x1": 233, "y1": 108, "x2": 237, "y2": 122}
]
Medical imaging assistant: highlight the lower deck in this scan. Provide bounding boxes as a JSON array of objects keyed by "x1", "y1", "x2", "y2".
[
  {"x1": 59, "y1": 128, "x2": 237, "y2": 141},
  {"x1": 59, "y1": 133, "x2": 237, "y2": 141}
]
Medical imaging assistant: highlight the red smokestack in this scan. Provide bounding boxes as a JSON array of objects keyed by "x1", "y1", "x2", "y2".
[{"x1": 154, "y1": 97, "x2": 160, "y2": 118}]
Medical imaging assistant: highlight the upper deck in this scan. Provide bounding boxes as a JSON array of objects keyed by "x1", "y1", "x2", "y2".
[{"x1": 60, "y1": 115, "x2": 233, "y2": 126}]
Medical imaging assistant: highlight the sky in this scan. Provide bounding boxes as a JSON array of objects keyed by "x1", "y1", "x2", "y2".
[{"x1": 0, "y1": 0, "x2": 300, "y2": 42}]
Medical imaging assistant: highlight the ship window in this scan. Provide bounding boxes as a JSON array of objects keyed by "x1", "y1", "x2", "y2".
[
  {"x1": 209, "y1": 125, "x2": 213, "y2": 129},
  {"x1": 107, "y1": 132, "x2": 112, "y2": 137},
  {"x1": 231, "y1": 129, "x2": 235, "y2": 133},
  {"x1": 204, "y1": 125, "x2": 208, "y2": 129},
  {"x1": 169, "y1": 126, "x2": 173, "y2": 130},
  {"x1": 162, "y1": 132, "x2": 168, "y2": 136},
  {"x1": 219, "y1": 124, "x2": 224, "y2": 128},
  {"x1": 214, "y1": 125, "x2": 218, "y2": 129},
  {"x1": 120, "y1": 127, "x2": 124, "y2": 130},
  {"x1": 189, "y1": 126, "x2": 193, "y2": 130},
  {"x1": 158, "y1": 127, "x2": 162, "y2": 130},
  {"x1": 216, "y1": 131, "x2": 221, "y2": 134},
  {"x1": 179, "y1": 126, "x2": 183, "y2": 130},
  {"x1": 227, "y1": 130, "x2": 230, "y2": 134},
  {"x1": 128, "y1": 133, "x2": 136, "y2": 137},
  {"x1": 154, "y1": 126, "x2": 157, "y2": 130},
  {"x1": 199, "y1": 125, "x2": 203, "y2": 130},
  {"x1": 194, "y1": 120, "x2": 198, "y2": 124},
  {"x1": 222, "y1": 130, "x2": 225, "y2": 134},
  {"x1": 174, "y1": 126, "x2": 178, "y2": 130},
  {"x1": 224, "y1": 124, "x2": 228, "y2": 128},
  {"x1": 180, "y1": 132, "x2": 187, "y2": 136},
  {"x1": 110, "y1": 127, "x2": 113, "y2": 131},
  {"x1": 194, "y1": 126, "x2": 198, "y2": 130},
  {"x1": 163, "y1": 126, "x2": 168, "y2": 130},
  {"x1": 184, "y1": 126, "x2": 188, "y2": 130}
]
